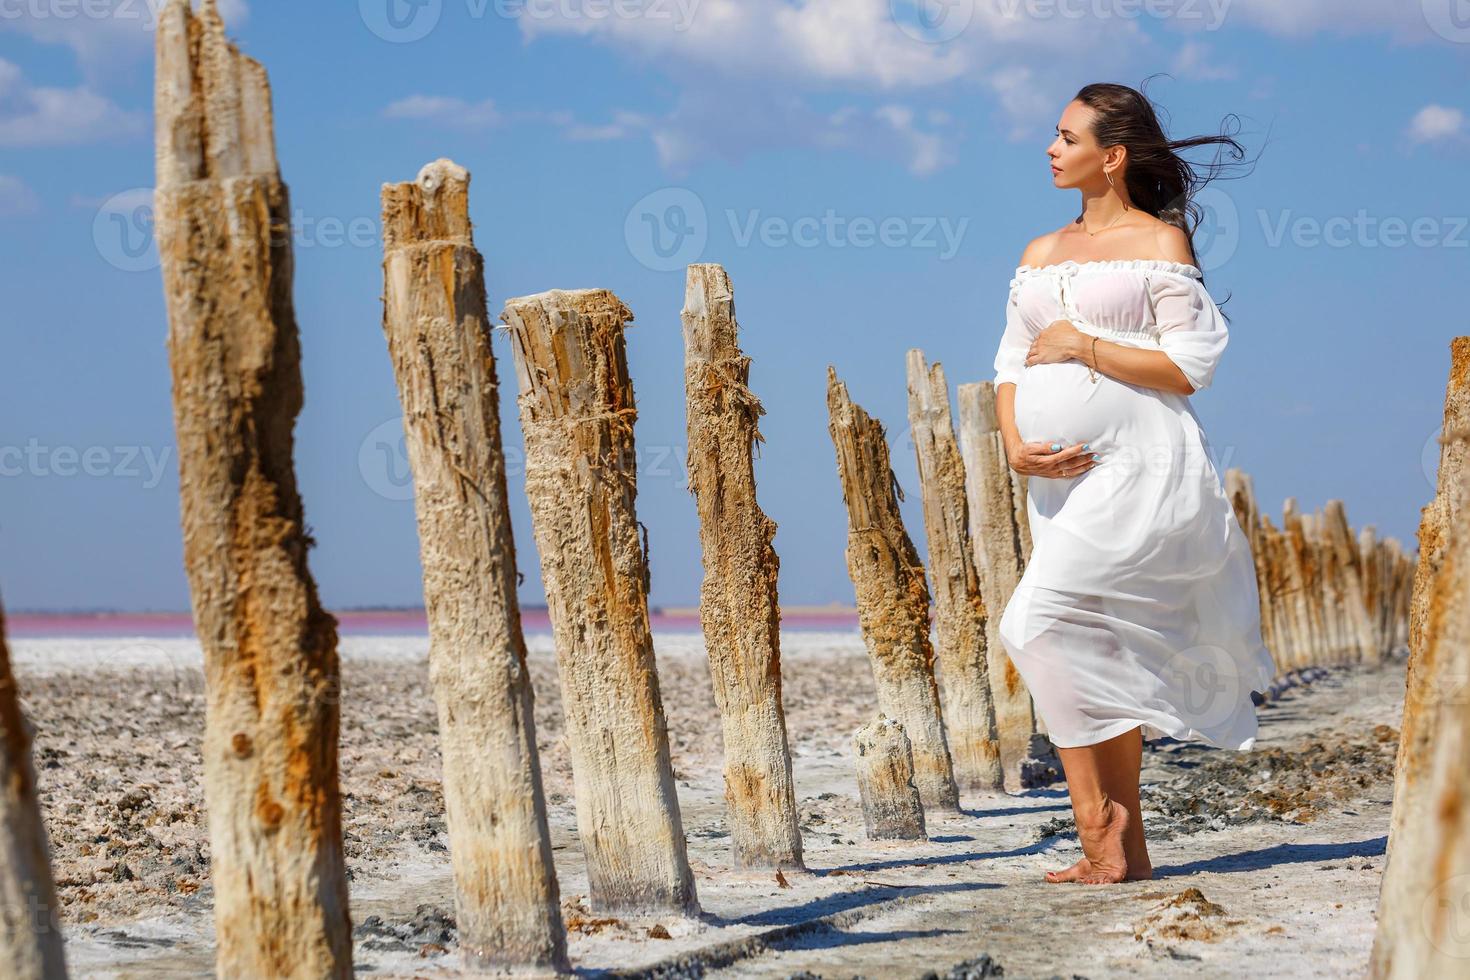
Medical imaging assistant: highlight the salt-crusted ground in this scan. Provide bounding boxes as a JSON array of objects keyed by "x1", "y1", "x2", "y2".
[{"x1": 8, "y1": 632, "x2": 1403, "y2": 978}]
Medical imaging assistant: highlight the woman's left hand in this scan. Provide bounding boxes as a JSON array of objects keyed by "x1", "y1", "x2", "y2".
[{"x1": 1025, "y1": 319, "x2": 1087, "y2": 367}]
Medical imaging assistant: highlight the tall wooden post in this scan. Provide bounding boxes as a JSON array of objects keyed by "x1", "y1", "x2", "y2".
[
  {"x1": 956, "y1": 382, "x2": 1037, "y2": 788},
  {"x1": 826, "y1": 367, "x2": 960, "y2": 812},
  {"x1": 1386, "y1": 337, "x2": 1470, "y2": 860},
  {"x1": 1370, "y1": 425, "x2": 1470, "y2": 976},
  {"x1": 0, "y1": 603, "x2": 68, "y2": 979},
  {"x1": 502, "y1": 289, "x2": 699, "y2": 915},
  {"x1": 905, "y1": 352, "x2": 1004, "y2": 793},
  {"x1": 154, "y1": 2, "x2": 353, "y2": 975},
  {"x1": 681, "y1": 265, "x2": 804, "y2": 870},
  {"x1": 380, "y1": 160, "x2": 568, "y2": 970}
]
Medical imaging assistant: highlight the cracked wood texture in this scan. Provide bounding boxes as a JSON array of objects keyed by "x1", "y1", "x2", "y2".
[
  {"x1": 380, "y1": 159, "x2": 569, "y2": 971},
  {"x1": 681, "y1": 265, "x2": 804, "y2": 870},
  {"x1": 1372, "y1": 338, "x2": 1470, "y2": 976},
  {"x1": 0, "y1": 604, "x2": 68, "y2": 979},
  {"x1": 852, "y1": 716, "x2": 927, "y2": 841},
  {"x1": 502, "y1": 288, "x2": 699, "y2": 916},
  {"x1": 1370, "y1": 425, "x2": 1470, "y2": 976},
  {"x1": 956, "y1": 382, "x2": 1037, "y2": 787},
  {"x1": 826, "y1": 366, "x2": 960, "y2": 812},
  {"x1": 906, "y1": 352, "x2": 1004, "y2": 794},
  {"x1": 153, "y1": 1, "x2": 351, "y2": 975}
]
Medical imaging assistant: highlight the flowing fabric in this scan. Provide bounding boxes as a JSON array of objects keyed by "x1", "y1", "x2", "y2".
[{"x1": 991, "y1": 259, "x2": 1277, "y2": 750}]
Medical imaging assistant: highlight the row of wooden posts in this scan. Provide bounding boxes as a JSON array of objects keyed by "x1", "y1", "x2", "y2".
[{"x1": 0, "y1": 2, "x2": 1420, "y2": 977}]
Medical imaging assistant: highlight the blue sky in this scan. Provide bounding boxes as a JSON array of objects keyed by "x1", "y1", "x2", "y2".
[{"x1": 0, "y1": 0, "x2": 1466, "y2": 612}]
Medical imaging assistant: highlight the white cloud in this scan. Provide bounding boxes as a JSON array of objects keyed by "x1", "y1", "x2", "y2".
[
  {"x1": 383, "y1": 95, "x2": 502, "y2": 129},
  {"x1": 0, "y1": 57, "x2": 144, "y2": 146},
  {"x1": 0, "y1": 174, "x2": 40, "y2": 216},
  {"x1": 507, "y1": 1, "x2": 1151, "y2": 166},
  {"x1": 0, "y1": 0, "x2": 250, "y2": 74},
  {"x1": 1407, "y1": 104, "x2": 1466, "y2": 145},
  {"x1": 1170, "y1": 41, "x2": 1236, "y2": 81},
  {"x1": 544, "y1": 87, "x2": 960, "y2": 177},
  {"x1": 1209, "y1": 0, "x2": 1435, "y2": 41},
  {"x1": 515, "y1": 0, "x2": 1143, "y2": 92}
]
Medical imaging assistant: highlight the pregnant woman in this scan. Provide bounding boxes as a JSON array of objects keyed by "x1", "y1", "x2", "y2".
[{"x1": 992, "y1": 83, "x2": 1278, "y2": 885}]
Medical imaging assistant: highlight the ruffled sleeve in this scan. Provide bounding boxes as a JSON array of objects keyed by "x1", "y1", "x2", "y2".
[
  {"x1": 1148, "y1": 272, "x2": 1229, "y2": 393},
  {"x1": 992, "y1": 282, "x2": 1032, "y2": 388}
]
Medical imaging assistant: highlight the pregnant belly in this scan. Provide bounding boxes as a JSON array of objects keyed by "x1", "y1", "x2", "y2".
[{"x1": 1014, "y1": 361, "x2": 1132, "y2": 447}]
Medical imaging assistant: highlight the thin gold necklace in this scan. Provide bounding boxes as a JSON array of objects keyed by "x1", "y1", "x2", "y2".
[{"x1": 1079, "y1": 205, "x2": 1130, "y2": 236}]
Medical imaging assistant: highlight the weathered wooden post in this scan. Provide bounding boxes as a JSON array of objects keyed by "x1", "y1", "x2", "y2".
[
  {"x1": 1386, "y1": 338, "x2": 1470, "y2": 862},
  {"x1": 956, "y1": 382, "x2": 1037, "y2": 789},
  {"x1": 1370, "y1": 426, "x2": 1470, "y2": 976},
  {"x1": 826, "y1": 366, "x2": 960, "y2": 813},
  {"x1": 380, "y1": 160, "x2": 568, "y2": 970},
  {"x1": 906, "y1": 352, "x2": 1004, "y2": 794},
  {"x1": 502, "y1": 289, "x2": 699, "y2": 915},
  {"x1": 154, "y1": 1, "x2": 352, "y2": 974},
  {"x1": 852, "y1": 716, "x2": 927, "y2": 841},
  {"x1": 681, "y1": 264, "x2": 804, "y2": 871},
  {"x1": 0, "y1": 603, "x2": 68, "y2": 979}
]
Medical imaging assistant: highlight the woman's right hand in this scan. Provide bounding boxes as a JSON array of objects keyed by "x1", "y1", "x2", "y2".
[{"x1": 1007, "y1": 440, "x2": 1099, "y2": 479}]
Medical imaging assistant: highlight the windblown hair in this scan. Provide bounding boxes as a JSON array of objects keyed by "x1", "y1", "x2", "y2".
[{"x1": 1072, "y1": 78, "x2": 1263, "y2": 306}]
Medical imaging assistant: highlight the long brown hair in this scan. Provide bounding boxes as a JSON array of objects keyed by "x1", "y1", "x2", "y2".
[{"x1": 1072, "y1": 78, "x2": 1264, "y2": 307}]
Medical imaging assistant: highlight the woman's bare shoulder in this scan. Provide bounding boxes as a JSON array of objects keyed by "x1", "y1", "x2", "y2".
[{"x1": 1018, "y1": 227, "x2": 1071, "y2": 267}]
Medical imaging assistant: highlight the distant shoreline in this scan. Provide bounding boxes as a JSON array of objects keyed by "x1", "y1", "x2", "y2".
[{"x1": 5, "y1": 605, "x2": 862, "y2": 638}]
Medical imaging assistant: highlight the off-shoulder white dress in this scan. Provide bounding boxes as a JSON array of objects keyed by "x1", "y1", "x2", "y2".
[{"x1": 991, "y1": 258, "x2": 1277, "y2": 750}]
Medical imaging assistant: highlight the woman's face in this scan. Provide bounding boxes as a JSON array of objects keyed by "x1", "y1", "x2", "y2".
[{"x1": 1046, "y1": 101, "x2": 1110, "y2": 189}]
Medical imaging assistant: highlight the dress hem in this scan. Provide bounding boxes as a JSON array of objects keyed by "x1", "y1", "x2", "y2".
[{"x1": 1043, "y1": 715, "x2": 1260, "y2": 751}]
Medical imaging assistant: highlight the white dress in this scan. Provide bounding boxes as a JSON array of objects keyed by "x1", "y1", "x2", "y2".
[{"x1": 991, "y1": 258, "x2": 1278, "y2": 750}]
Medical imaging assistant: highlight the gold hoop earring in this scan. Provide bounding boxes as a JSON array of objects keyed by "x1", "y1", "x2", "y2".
[{"x1": 1106, "y1": 170, "x2": 1115, "y2": 188}]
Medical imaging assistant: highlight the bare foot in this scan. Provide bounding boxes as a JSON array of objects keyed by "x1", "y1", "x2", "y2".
[
  {"x1": 1043, "y1": 856, "x2": 1091, "y2": 883},
  {"x1": 1076, "y1": 797, "x2": 1129, "y2": 884}
]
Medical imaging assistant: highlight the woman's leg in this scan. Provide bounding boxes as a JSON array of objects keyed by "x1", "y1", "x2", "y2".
[{"x1": 1043, "y1": 725, "x2": 1152, "y2": 883}]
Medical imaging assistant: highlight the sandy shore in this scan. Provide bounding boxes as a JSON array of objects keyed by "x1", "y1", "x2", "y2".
[{"x1": 9, "y1": 632, "x2": 1402, "y2": 978}]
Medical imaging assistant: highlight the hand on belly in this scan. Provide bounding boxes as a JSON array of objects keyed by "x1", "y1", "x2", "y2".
[{"x1": 1014, "y1": 362, "x2": 1111, "y2": 448}]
